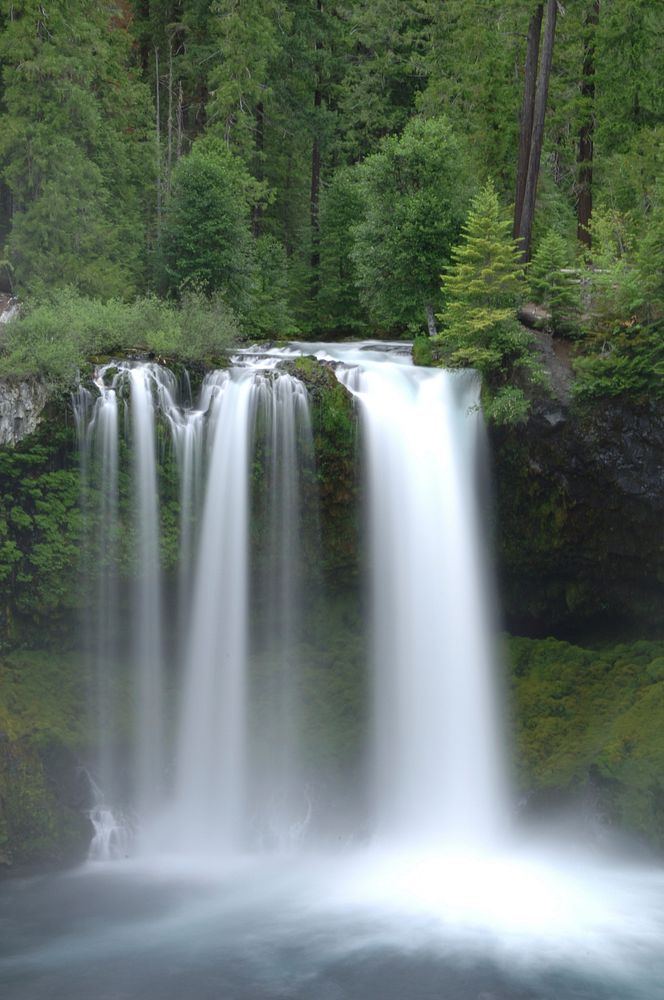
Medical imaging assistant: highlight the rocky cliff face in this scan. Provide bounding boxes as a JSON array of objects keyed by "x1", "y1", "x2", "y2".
[
  {"x1": 0, "y1": 378, "x2": 50, "y2": 447},
  {"x1": 491, "y1": 398, "x2": 664, "y2": 635}
]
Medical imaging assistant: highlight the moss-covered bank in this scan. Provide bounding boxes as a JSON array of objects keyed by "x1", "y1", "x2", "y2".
[
  {"x1": 509, "y1": 636, "x2": 664, "y2": 849},
  {"x1": 0, "y1": 649, "x2": 92, "y2": 868}
]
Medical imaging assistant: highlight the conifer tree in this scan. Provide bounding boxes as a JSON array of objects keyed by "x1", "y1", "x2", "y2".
[
  {"x1": 435, "y1": 182, "x2": 541, "y2": 424},
  {"x1": 0, "y1": 0, "x2": 152, "y2": 297},
  {"x1": 530, "y1": 231, "x2": 580, "y2": 333}
]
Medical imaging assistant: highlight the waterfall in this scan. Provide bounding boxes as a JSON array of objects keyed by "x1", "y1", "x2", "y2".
[
  {"x1": 74, "y1": 344, "x2": 507, "y2": 859},
  {"x1": 172, "y1": 371, "x2": 254, "y2": 852},
  {"x1": 250, "y1": 372, "x2": 317, "y2": 849},
  {"x1": 339, "y1": 357, "x2": 507, "y2": 847},
  {"x1": 75, "y1": 361, "x2": 320, "y2": 856}
]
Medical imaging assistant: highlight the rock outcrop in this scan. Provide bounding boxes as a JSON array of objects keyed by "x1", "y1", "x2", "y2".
[{"x1": 0, "y1": 378, "x2": 50, "y2": 447}]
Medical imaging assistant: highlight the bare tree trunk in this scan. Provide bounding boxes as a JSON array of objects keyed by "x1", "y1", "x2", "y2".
[
  {"x1": 253, "y1": 100, "x2": 265, "y2": 238},
  {"x1": 167, "y1": 37, "x2": 173, "y2": 192},
  {"x1": 176, "y1": 80, "x2": 184, "y2": 161},
  {"x1": 514, "y1": 4, "x2": 544, "y2": 238},
  {"x1": 425, "y1": 303, "x2": 438, "y2": 337},
  {"x1": 518, "y1": 0, "x2": 558, "y2": 262},
  {"x1": 577, "y1": 0, "x2": 599, "y2": 248},
  {"x1": 155, "y1": 46, "x2": 162, "y2": 235},
  {"x1": 310, "y1": 1, "x2": 323, "y2": 294}
]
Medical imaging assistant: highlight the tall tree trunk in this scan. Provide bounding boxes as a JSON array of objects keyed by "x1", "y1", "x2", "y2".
[
  {"x1": 310, "y1": 1, "x2": 323, "y2": 293},
  {"x1": 514, "y1": 4, "x2": 544, "y2": 239},
  {"x1": 155, "y1": 46, "x2": 162, "y2": 236},
  {"x1": 577, "y1": 0, "x2": 599, "y2": 248},
  {"x1": 253, "y1": 100, "x2": 265, "y2": 238},
  {"x1": 167, "y1": 37, "x2": 173, "y2": 192},
  {"x1": 425, "y1": 303, "x2": 437, "y2": 337},
  {"x1": 518, "y1": 0, "x2": 558, "y2": 262},
  {"x1": 176, "y1": 80, "x2": 184, "y2": 161}
]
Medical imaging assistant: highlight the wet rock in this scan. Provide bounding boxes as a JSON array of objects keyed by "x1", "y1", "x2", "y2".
[{"x1": 0, "y1": 378, "x2": 50, "y2": 446}]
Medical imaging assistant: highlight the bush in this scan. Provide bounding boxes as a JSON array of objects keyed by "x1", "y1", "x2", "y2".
[{"x1": 0, "y1": 289, "x2": 242, "y2": 385}]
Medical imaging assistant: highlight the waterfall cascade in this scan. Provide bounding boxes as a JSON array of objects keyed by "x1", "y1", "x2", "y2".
[{"x1": 74, "y1": 344, "x2": 507, "y2": 858}]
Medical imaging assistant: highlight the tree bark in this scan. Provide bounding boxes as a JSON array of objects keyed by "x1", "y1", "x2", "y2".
[
  {"x1": 167, "y1": 37, "x2": 173, "y2": 191},
  {"x1": 577, "y1": 0, "x2": 600, "y2": 248},
  {"x1": 425, "y1": 303, "x2": 438, "y2": 337},
  {"x1": 310, "y1": 1, "x2": 323, "y2": 293},
  {"x1": 252, "y1": 101, "x2": 265, "y2": 238},
  {"x1": 155, "y1": 46, "x2": 162, "y2": 235},
  {"x1": 518, "y1": 0, "x2": 558, "y2": 262},
  {"x1": 514, "y1": 4, "x2": 544, "y2": 239}
]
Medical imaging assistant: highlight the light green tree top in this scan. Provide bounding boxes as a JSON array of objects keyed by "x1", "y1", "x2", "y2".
[{"x1": 439, "y1": 180, "x2": 524, "y2": 341}]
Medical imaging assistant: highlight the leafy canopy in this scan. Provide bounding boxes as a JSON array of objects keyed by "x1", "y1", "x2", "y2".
[
  {"x1": 159, "y1": 139, "x2": 254, "y2": 308},
  {"x1": 351, "y1": 116, "x2": 473, "y2": 332}
]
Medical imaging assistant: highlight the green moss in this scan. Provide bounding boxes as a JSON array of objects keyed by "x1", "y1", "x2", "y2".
[
  {"x1": 509, "y1": 635, "x2": 664, "y2": 847},
  {"x1": 0, "y1": 402, "x2": 84, "y2": 646},
  {"x1": 0, "y1": 649, "x2": 91, "y2": 866}
]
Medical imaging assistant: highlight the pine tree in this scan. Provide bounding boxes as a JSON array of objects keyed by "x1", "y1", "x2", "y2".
[
  {"x1": 530, "y1": 230, "x2": 579, "y2": 333},
  {"x1": 434, "y1": 182, "x2": 541, "y2": 424}
]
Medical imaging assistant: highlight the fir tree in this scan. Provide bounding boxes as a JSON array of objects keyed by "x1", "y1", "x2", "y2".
[
  {"x1": 434, "y1": 181, "x2": 541, "y2": 424},
  {"x1": 529, "y1": 230, "x2": 580, "y2": 333}
]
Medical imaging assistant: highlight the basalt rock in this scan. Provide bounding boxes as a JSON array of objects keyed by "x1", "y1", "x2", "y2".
[{"x1": 491, "y1": 397, "x2": 664, "y2": 635}]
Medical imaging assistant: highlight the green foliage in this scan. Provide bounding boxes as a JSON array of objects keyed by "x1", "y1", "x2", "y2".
[
  {"x1": 246, "y1": 236, "x2": 298, "y2": 339},
  {"x1": 0, "y1": 289, "x2": 242, "y2": 386},
  {"x1": 149, "y1": 292, "x2": 240, "y2": 362},
  {"x1": 433, "y1": 181, "x2": 542, "y2": 423},
  {"x1": 335, "y1": 0, "x2": 432, "y2": 162},
  {"x1": 317, "y1": 168, "x2": 369, "y2": 334},
  {"x1": 0, "y1": 417, "x2": 83, "y2": 643},
  {"x1": 0, "y1": 649, "x2": 91, "y2": 864},
  {"x1": 509, "y1": 636, "x2": 664, "y2": 848},
  {"x1": 0, "y1": 0, "x2": 153, "y2": 298},
  {"x1": 159, "y1": 139, "x2": 254, "y2": 305},
  {"x1": 573, "y1": 204, "x2": 664, "y2": 404},
  {"x1": 418, "y1": 1, "x2": 523, "y2": 195},
  {"x1": 351, "y1": 116, "x2": 473, "y2": 333},
  {"x1": 529, "y1": 230, "x2": 580, "y2": 334}
]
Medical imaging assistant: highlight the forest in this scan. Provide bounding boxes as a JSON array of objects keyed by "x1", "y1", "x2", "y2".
[{"x1": 0, "y1": 0, "x2": 661, "y2": 419}]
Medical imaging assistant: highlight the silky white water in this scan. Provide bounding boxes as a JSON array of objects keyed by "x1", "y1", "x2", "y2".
[
  {"x1": 75, "y1": 345, "x2": 508, "y2": 851},
  {"x1": 339, "y1": 357, "x2": 507, "y2": 846}
]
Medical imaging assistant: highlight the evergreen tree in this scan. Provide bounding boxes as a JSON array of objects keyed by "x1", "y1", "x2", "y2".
[
  {"x1": 0, "y1": 0, "x2": 153, "y2": 297},
  {"x1": 316, "y1": 167, "x2": 368, "y2": 334},
  {"x1": 434, "y1": 182, "x2": 541, "y2": 424},
  {"x1": 529, "y1": 231, "x2": 579, "y2": 333},
  {"x1": 335, "y1": 0, "x2": 433, "y2": 162}
]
